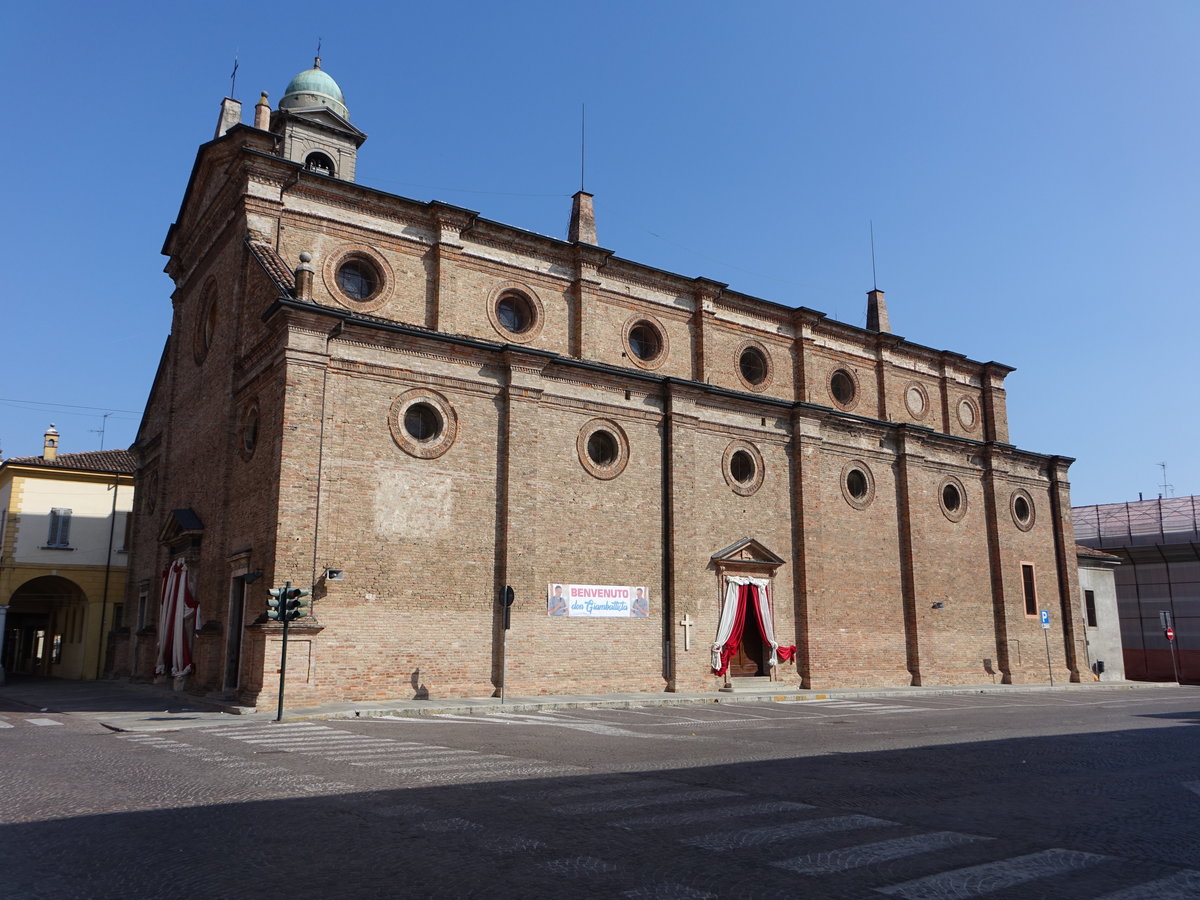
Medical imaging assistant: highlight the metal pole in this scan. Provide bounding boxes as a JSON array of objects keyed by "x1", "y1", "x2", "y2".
[
  {"x1": 1169, "y1": 636, "x2": 1181, "y2": 685},
  {"x1": 95, "y1": 478, "x2": 119, "y2": 679},
  {"x1": 276, "y1": 581, "x2": 290, "y2": 722},
  {"x1": 500, "y1": 598, "x2": 509, "y2": 704},
  {"x1": 1043, "y1": 628, "x2": 1054, "y2": 687}
]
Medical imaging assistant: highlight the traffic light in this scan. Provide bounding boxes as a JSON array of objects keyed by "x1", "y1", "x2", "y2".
[
  {"x1": 284, "y1": 587, "x2": 311, "y2": 621},
  {"x1": 267, "y1": 587, "x2": 286, "y2": 621}
]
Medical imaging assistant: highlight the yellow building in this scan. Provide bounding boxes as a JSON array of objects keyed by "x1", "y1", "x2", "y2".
[{"x1": 0, "y1": 427, "x2": 134, "y2": 682}]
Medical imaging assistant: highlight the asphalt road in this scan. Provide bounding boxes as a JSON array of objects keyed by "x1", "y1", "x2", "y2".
[{"x1": 2, "y1": 688, "x2": 1198, "y2": 899}]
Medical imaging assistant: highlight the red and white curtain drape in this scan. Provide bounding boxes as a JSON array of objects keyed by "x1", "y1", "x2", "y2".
[
  {"x1": 155, "y1": 558, "x2": 201, "y2": 677},
  {"x1": 711, "y1": 575, "x2": 796, "y2": 675}
]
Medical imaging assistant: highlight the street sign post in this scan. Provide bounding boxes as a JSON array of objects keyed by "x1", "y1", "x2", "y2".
[
  {"x1": 1160, "y1": 610, "x2": 1181, "y2": 684},
  {"x1": 1040, "y1": 610, "x2": 1053, "y2": 686},
  {"x1": 499, "y1": 586, "x2": 515, "y2": 704}
]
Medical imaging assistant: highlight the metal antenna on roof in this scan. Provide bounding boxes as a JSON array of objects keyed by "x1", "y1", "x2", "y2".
[
  {"x1": 230, "y1": 53, "x2": 239, "y2": 98},
  {"x1": 316, "y1": 37, "x2": 322, "y2": 67},
  {"x1": 1158, "y1": 462, "x2": 1174, "y2": 498},
  {"x1": 870, "y1": 220, "x2": 878, "y2": 291},
  {"x1": 580, "y1": 103, "x2": 587, "y2": 192},
  {"x1": 90, "y1": 413, "x2": 112, "y2": 450}
]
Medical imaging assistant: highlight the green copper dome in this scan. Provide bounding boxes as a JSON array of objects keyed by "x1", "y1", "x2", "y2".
[{"x1": 279, "y1": 58, "x2": 349, "y2": 120}]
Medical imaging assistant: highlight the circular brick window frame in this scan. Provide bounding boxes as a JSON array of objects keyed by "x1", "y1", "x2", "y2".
[
  {"x1": 1010, "y1": 488, "x2": 1037, "y2": 532},
  {"x1": 829, "y1": 367, "x2": 861, "y2": 411},
  {"x1": 239, "y1": 400, "x2": 260, "y2": 461},
  {"x1": 938, "y1": 475, "x2": 968, "y2": 523},
  {"x1": 957, "y1": 396, "x2": 980, "y2": 433},
  {"x1": 840, "y1": 460, "x2": 876, "y2": 510},
  {"x1": 622, "y1": 315, "x2": 669, "y2": 370},
  {"x1": 735, "y1": 340, "x2": 773, "y2": 392},
  {"x1": 322, "y1": 245, "x2": 394, "y2": 313},
  {"x1": 193, "y1": 279, "x2": 218, "y2": 364},
  {"x1": 722, "y1": 440, "x2": 765, "y2": 496},
  {"x1": 486, "y1": 281, "x2": 545, "y2": 344},
  {"x1": 577, "y1": 418, "x2": 629, "y2": 480},
  {"x1": 389, "y1": 388, "x2": 458, "y2": 459},
  {"x1": 904, "y1": 382, "x2": 930, "y2": 420}
]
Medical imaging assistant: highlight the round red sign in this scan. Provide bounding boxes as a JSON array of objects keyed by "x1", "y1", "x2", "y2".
[{"x1": 1165, "y1": 627, "x2": 1175, "y2": 641}]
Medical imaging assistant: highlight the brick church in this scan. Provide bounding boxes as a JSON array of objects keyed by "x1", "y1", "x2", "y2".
[{"x1": 114, "y1": 60, "x2": 1088, "y2": 708}]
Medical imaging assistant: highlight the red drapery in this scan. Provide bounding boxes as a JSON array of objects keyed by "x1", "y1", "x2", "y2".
[{"x1": 713, "y1": 583, "x2": 797, "y2": 675}]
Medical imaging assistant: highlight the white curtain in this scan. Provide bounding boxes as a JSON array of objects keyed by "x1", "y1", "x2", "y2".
[
  {"x1": 711, "y1": 575, "x2": 782, "y2": 671},
  {"x1": 155, "y1": 558, "x2": 200, "y2": 677}
]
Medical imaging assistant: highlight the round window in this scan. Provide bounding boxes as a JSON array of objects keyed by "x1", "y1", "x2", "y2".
[
  {"x1": 496, "y1": 293, "x2": 534, "y2": 335},
  {"x1": 739, "y1": 347, "x2": 768, "y2": 386},
  {"x1": 577, "y1": 418, "x2": 629, "y2": 479},
  {"x1": 389, "y1": 389, "x2": 458, "y2": 459},
  {"x1": 628, "y1": 322, "x2": 663, "y2": 362},
  {"x1": 830, "y1": 369, "x2": 856, "y2": 408},
  {"x1": 404, "y1": 403, "x2": 442, "y2": 442},
  {"x1": 904, "y1": 383, "x2": 928, "y2": 419},
  {"x1": 939, "y1": 476, "x2": 968, "y2": 522},
  {"x1": 847, "y1": 469, "x2": 869, "y2": 500},
  {"x1": 841, "y1": 461, "x2": 875, "y2": 509},
  {"x1": 337, "y1": 259, "x2": 377, "y2": 301},
  {"x1": 587, "y1": 430, "x2": 619, "y2": 467},
  {"x1": 730, "y1": 450, "x2": 756, "y2": 484},
  {"x1": 242, "y1": 407, "x2": 259, "y2": 455},
  {"x1": 1010, "y1": 489, "x2": 1036, "y2": 531},
  {"x1": 958, "y1": 397, "x2": 978, "y2": 431}
]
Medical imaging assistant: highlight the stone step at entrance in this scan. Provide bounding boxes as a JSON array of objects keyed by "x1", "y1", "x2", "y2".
[{"x1": 719, "y1": 676, "x2": 777, "y2": 694}]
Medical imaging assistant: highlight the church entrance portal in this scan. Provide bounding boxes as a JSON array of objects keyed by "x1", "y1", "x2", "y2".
[{"x1": 728, "y1": 614, "x2": 765, "y2": 677}]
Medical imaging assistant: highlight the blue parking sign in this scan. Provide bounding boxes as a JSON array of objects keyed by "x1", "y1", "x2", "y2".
[{"x1": 1039, "y1": 609, "x2": 1051, "y2": 629}]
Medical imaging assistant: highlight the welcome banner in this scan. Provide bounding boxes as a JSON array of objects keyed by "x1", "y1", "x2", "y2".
[{"x1": 547, "y1": 583, "x2": 650, "y2": 618}]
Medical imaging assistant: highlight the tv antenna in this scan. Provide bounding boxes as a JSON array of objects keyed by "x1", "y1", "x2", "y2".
[
  {"x1": 90, "y1": 413, "x2": 112, "y2": 450},
  {"x1": 1158, "y1": 462, "x2": 1174, "y2": 498}
]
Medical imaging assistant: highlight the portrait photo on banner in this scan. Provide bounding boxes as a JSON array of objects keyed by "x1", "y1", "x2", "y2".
[{"x1": 547, "y1": 583, "x2": 650, "y2": 617}]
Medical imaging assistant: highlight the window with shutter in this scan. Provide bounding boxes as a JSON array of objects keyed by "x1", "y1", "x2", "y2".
[{"x1": 47, "y1": 508, "x2": 73, "y2": 548}]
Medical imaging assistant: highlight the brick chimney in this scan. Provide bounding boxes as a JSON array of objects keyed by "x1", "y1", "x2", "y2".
[
  {"x1": 866, "y1": 288, "x2": 890, "y2": 333},
  {"x1": 43, "y1": 424, "x2": 59, "y2": 461},
  {"x1": 568, "y1": 190, "x2": 597, "y2": 245},
  {"x1": 254, "y1": 92, "x2": 271, "y2": 130}
]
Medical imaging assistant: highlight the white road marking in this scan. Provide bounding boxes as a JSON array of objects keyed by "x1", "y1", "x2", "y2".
[
  {"x1": 774, "y1": 831, "x2": 989, "y2": 874},
  {"x1": 556, "y1": 789, "x2": 741, "y2": 815},
  {"x1": 683, "y1": 815, "x2": 894, "y2": 851},
  {"x1": 875, "y1": 848, "x2": 1110, "y2": 898},
  {"x1": 26, "y1": 718, "x2": 64, "y2": 726},
  {"x1": 0, "y1": 719, "x2": 13, "y2": 728},
  {"x1": 1095, "y1": 869, "x2": 1200, "y2": 899},
  {"x1": 612, "y1": 800, "x2": 815, "y2": 830}
]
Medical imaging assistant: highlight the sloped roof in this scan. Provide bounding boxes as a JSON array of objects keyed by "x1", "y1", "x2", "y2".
[
  {"x1": 4, "y1": 449, "x2": 136, "y2": 475},
  {"x1": 248, "y1": 240, "x2": 296, "y2": 294},
  {"x1": 1076, "y1": 542, "x2": 1122, "y2": 562}
]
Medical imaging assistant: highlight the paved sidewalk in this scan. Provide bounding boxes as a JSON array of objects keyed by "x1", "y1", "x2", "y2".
[{"x1": 0, "y1": 675, "x2": 1179, "y2": 734}]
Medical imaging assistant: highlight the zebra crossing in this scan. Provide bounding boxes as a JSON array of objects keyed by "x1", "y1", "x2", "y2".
[
  {"x1": 0, "y1": 714, "x2": 64, "y2": 728},
  {"x1": 111, "y1": 721, "x2": 1199, "y2": 897},
  {"x1": 496, "y1": 776, "x2": 1200, "y2": 898},
  {"x1": 195, "y1": 721, "x2": 582, "y2": 784}
]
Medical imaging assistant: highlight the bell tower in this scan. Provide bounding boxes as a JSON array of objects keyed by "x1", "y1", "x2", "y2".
[{"x1": 267, "y1": 58, "x2": 367, "y2": 182}]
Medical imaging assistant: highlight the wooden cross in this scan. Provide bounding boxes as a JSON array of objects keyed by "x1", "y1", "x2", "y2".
[{"x1": 679, "y1": 613, "x2": 695, "y2": 651}]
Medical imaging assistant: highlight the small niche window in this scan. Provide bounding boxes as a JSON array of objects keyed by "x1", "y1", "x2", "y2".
[
  {"x1": 404, "y1": 403, "x2": 442, "y2": 442},
  {"x1": 1084, "y1": 590, "x2": 1098, "y2": 628},
  {"x1": 739, "y1": 346, "x2": 768, "y2": 387},
  {"x1": 337, "y1": 259, "x2": 378, "y2": 301},
  {"x1": 240, "y1": 403, "x2": 260, "y2": 459},
  {"x1": 830, "y1": 369, "x2": 857, "y2": 408},
  {"x1": 305, "y1": 152, "x2": 335, "y2": 176},
  {"x1": 496, "y1": 292, "x2": 534, "y2": 335},
  {"x1": 1022, "y1": 563, "x2": 1038, "y2": 616},
  {"x1": 722, "y1": 441, "x2": 765, "y2": 496},
  {"x1": 847, "y1": 470, "x2": 868, "y2": 499}
]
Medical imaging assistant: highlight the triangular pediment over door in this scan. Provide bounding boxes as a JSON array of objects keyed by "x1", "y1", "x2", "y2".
[{"x1": 710, "y1": 537, "x2": 785, "y2": 575}]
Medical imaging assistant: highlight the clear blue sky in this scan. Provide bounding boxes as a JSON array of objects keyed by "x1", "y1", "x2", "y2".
[{"x1": 3, "y1": 1, "x2": 1196, "y2": 506}]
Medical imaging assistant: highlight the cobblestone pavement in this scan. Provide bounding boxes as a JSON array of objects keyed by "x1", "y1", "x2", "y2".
[{"x1": 2, "y1": 687, "x2": 1198, "y2": 898}]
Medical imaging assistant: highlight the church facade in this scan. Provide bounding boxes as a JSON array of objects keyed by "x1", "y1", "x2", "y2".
[{"x1": 116, "y1": 61, "x2": 1087, "y2": 708}]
